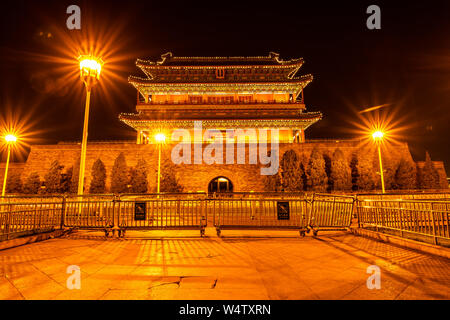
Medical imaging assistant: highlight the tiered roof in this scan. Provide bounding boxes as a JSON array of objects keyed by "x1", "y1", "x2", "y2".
[
  {"x1": 128, "y1": 52, "x2": 312, "y2": 95},
  {"x1": 121, "y1": 52, "x2": 322, "y2": 132}
]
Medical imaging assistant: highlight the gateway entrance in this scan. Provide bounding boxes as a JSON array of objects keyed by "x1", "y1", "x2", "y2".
[{"x1": 208, "y1": 177, "x2": 233, "y2": 193}]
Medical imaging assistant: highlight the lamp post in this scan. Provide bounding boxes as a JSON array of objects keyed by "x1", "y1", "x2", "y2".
[
  {"x1": 77, "y1": 56, "x2": 103, "y2": 195},
  {"x1": 2, "y1": 134, "x2": 17, "y2": 197},
  {"x1": 155, "y1": 133, "x2": 166, "y2": 196},
  {"x1": 372, "y1": 130, "x2": 385, "y2": 193}
]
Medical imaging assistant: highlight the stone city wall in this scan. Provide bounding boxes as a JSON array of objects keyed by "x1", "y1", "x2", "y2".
[{"x1": 18, "y1": 140, "x2": 447, "y2": 193}]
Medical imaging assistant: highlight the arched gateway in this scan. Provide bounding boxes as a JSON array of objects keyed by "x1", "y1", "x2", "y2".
[{"x1": 208, "y1": 176, "x2": 233, "y2": 193}]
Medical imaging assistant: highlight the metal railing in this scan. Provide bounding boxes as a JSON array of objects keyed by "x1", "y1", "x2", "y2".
[
  {"x1": 0, "y1": 200, "x2": 64, "y2": 241},
  {"x1": 210, "y1": 197, "x2": 310, "y2": 236},
  {"x1": 120, "y1": 192, "x2": 207, "y2": 201},
  {"x1": 0, "y1": 195, "x2": 65, "y2": 204},
  {"x1": 356, "y1": 191, "x2": 450, "y2": 201},
  {"x1": 356, "y1": 199, "x2": 450, "y2": 246},
  {"x1": 64, "y1": 199, "x2": 115, "y2": 231},
  {"x1": 308, "y1": 194, "x2": 355, "y2": 235},
  {"x1": 0, "y1": 192, "x2": 449, "y2": 246},
  {"x1": 117, "y1": 199, "x2": 207, "y2": 236},
  {"x1": 208, "y1": 192, "x2": 308, "y2": 199}
]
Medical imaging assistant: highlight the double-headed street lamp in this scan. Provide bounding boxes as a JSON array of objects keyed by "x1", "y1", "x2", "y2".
[
  {"x1": 372, "y1": 130, "x2": 385, "y2": 193},
  {"x1": 77, "y1": 55, "x2": 103, "y2": 195},
  {"x1": 2, "y1": 134, "x2": 17, "y2": 197},
  {"x1": 155, "y1": 133, "x2": 166, "y2": 196}
]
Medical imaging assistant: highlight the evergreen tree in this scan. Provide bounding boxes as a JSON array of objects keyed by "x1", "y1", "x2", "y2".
[
  {"x1": 129, "y1": 159, "x2": 148, "y2": 193},
  {"x1": 280, "y1": 150, "x2": 303, "y2": 191},
  {"x1": 330, "y1": 148, "x2": 352, "y2": 191},
  {"x1": 350, "y1": 153, "x2": 359, "y2": 191},
  {"x1": 419, "y1": 152, "x2": 440, "y2": 189},
  {"x1": 394, "y1": 157, "x2": 417, "y2": 190},
  {"x1": 356, "y1": 148, "x2": 376, "y2": 191},
  {"x1": 264, "y1": 173, "x2": 282, "y2": 192},
  {"x1": 60, "y1": 166, "x2": 73, "y2": 194},
  {"x1": 44, "y1": 160, "x2": 64, "y2": 194},
  {"x1": 22, "y1": 172, "x2": 41, "y2": 194},
  {"x1": 160, "y1": 162, "x2": 183, "y2": 193},
  {"x1": 6, "y1": 170, "x2": 22, "y2": 194},
  {"x1": 323, "y1": 153, "x2": 332, "y2": 192},
  {"x1": 89, "y1": 159, "x2": 107, "y2": 194},
  {"x1": 299, "y1": 160, "x2": 308, "y2": 191},
  {"x1": 307, "y1": 147, "x2": 328, "y2": 192},
  {"x1": 110, "y1": 152, "x2": 129, "y2": 193}
]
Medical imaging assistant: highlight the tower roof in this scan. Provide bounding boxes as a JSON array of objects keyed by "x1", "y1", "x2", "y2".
[
  {"x1": 130, "y1": 52, "x2": 311, "y2": 93},
  {"x1": 136, "y1": 52, "x2": 304, "y2": 67}
]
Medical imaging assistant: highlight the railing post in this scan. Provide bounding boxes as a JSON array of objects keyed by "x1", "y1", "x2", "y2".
[
  {"x1": 398, "y1": 201, "x2": 404, "y2": 238},
  {"x1": 38, "y1": 203, "x2": 42, "y2": 232},
  {"x1": 112, "y1": 195, "x2": 120, "y2": 237},
  {"x1": 6, "y1": 204, "x2": 12, "y2": 240},
  {"x1": 201, "y1": 199, "x2": 207, "y2": 234},
  {"x1": 33, "y1": 203, "x2": 37, "y2": 232},
  {"x1": 355, "y1": 196, "x2": 361, "y2": 228},
  {"x1": 308, "y1": 193, "x2": 315, "y2": 228},
  {"x1": 374, "y1": 202, "x2": 379, "y2": 233},
  {"x1": 431, "y1": 202, "x2": 437, "y2": 245},
  {"x1": 60, "y1": 196, "x2": 66, "y2": 230}
]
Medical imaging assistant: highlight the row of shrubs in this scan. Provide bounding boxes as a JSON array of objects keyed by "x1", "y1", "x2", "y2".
[
  {"x1": 5, "y1": 152, "x2": 182, "y2": 194},
  {"x1": 4, "y1": 147, "x2": 445, "y2": 195},
  {"x1": 264, "y1": 147, "x2": 444, "y2": 192}
]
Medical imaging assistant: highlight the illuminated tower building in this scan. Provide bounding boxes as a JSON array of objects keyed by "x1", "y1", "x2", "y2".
[{"x1": 120, "y1": 52, "x2": 321, "y2": 144}]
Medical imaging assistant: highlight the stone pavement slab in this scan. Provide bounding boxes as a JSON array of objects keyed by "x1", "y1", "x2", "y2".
[{"x1": 0, "y1": 230, "x2": 449, "y2": 300}]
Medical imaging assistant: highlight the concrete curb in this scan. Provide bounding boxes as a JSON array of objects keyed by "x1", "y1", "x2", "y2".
[
  {"x1": 349, "y1": 227, "x2": 450, "y2": 260},
  {"x1": 0, "y1": 229, "x2": 73, "y2": 251}
]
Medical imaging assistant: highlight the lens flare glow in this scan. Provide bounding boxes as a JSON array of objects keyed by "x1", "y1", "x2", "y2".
[
  {"x1": 4, "y1": 134, "x2": 17, "y2": 143},
  {"x1": 79, "y1": 57, "x2": 103, "y2": 79},
  {"x1": 372, "y1": 131, "x2": 384, "y2": 140},
  {"x1": 155, "y1": 133, "x2": 166, "y2": 143}
]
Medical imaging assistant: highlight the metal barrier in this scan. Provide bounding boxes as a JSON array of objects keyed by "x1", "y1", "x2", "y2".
[
  {"x1": 120, "y1": 192, "x2": 207, "y2": 202},
  {"x1": 209, "y1": 192, "x2": 308, "y2": 199},
  {"x1": 307, "y1": 194, "x2": 355, "y2": 235},
  {"x1": 0, "y1": 200, "x2": 63, "y2": 241},
  {"x1": 356, "y1": 191, "x2": 450, "y2": 201},
  {"x1": 2, "y1": 192, "x2": 449, "y2": 244},
  {"x1": 0, "y1": 195, "x2": 64, "y2": 204},
  {"x1": 356, "y1": 199, "x2": 450, "y2": 246},
  {"x1": 63, "y1": 198, "x2": 115, "y2": 236},
  {"x1": 116, "y1": 199, "x2": 207, "y2": 236},
  {"x1": 210, "y1": 198, "x2": 310, "y2": 236}
]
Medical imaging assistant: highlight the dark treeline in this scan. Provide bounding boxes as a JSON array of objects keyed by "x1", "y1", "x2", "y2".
[
  {"x1": 4, "y1": 149, "x2": 444, "y2": 195},
  {"x1": 264, "y1": 147, "x2": 443, "y2": 193},
  {"x1": 7, "y1": 152, "x2": 182, "y2": 194}
]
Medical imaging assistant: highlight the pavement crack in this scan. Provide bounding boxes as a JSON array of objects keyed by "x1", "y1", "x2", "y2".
[
  {"x1": 4, "y1": 275, "x2": 26, "y2": 300},
  {"x1": 148, "y1": 277, "x2": 182, "y2": 289}
]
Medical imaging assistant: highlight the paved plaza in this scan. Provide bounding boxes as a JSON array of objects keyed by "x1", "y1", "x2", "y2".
[{"x1": 0, "y1": 229, "x2": 449, "y2": 300}]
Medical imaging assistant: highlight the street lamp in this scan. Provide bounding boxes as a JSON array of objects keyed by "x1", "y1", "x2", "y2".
[
  {"x1": 155, "y1": 133, "x2": 166, "y2": 195},
  {"x1": 77, "y1": 55, "x2": 103, "y2": 195},
  {"x1": 372, "y1": 130, "x2": 385, "y2": 193},
  {"x1": 2, "y1": 134, "x2": 17, "y2": 197}
]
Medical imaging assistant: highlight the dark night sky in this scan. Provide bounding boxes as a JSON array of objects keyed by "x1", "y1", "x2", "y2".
[{"x1": 1, "y1": 0, "x2": 450, "y2": 172}]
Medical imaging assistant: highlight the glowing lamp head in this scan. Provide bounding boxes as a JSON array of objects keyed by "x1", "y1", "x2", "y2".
[
  {"x1": 4, "y1": 134, "x2": 17, "y2": 143},
  {"x1": 78, "y1": 55, "x2": 103, "y2": 80},
  {"x1": 372, "y1": 131, "x2": 384, "y2": 140},
  {"x1": 155, "y1": 133, "x2": 166, "y2": 143}
]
